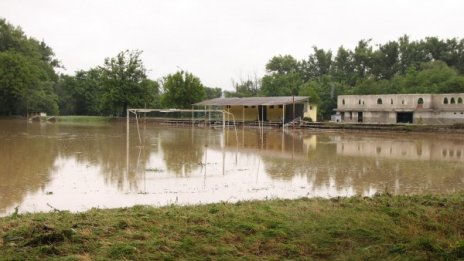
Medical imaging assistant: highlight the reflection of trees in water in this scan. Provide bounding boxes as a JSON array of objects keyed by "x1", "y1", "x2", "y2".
[
  {"x1": 262, "y1": 133, "x2": 464, "y2": 195},
  {"x1": 158, "y1": 128, "x2": 207, "y2": 176},
  {"x1": 0, "y1": 120, "x2": 59, "y2": 212},
  {"x1": 55, "y1": 122, "x2": 154, "y2": 190}
]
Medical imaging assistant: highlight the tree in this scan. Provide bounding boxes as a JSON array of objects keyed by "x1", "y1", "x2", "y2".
[
  {"x1": 161, "y1": 71, "x2": 205, "y2": 108},
  {"x1": 204, "y1": 87, "x2": 222, "y2": 99},
  {"x1": 371, "y1": 41, "x2": 399, "y2": 80},
  {"x1": 301, "y1": 47, "x2": 333, "y2": 81},
  {"x1": 225, "y1": 75, "x2": 260, "y2": 97},
  {"x1": 266, "y1": 55, "x2": 300, "y2": 75},
  {"x1": 260, "y1": 73, "x2": 302, "y2": 96},
  {"x1": 0, "y1": 19, "x2": 59, "y2": 115},
  {"x1": 99, "y1": 50, "x2": 156, "y2": 115},
  {"x1": 394, "y1": 61, "x2": 464, "y2": 94},
  {"x1": 261, "y1": 55, "x2": 303, "y2": 96}
]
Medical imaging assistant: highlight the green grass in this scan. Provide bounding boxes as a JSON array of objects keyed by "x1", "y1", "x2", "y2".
[
  {"x1": 1, "y1": 194, "x2": 463, "y2": 260},
  {"x1": 56, "y1": 116, "x2": 113, "y2": 123}
]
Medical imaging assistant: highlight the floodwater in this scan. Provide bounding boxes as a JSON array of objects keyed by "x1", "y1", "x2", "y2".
[{"x1": 0, "y1": 119, "x2": 463, "y2": 216}]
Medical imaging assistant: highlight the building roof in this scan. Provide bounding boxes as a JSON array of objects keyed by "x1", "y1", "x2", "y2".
[{"x1": 194, "y1": 96, "x2": 309, "y2": 106}]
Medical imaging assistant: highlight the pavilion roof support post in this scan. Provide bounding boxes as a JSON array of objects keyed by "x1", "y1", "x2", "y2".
[
  {"x1": 282, "y1": 104, "x2": 285, "y2": 129},
  {"x1": 222, "y1": 107, "x2": 225, "y2": 130},
  {"x1": 292, "y1": 96, "x2": 295, "y2": 129},
  {"x1": 261, "y1": 106, "x2": 264, "y2": 140}
]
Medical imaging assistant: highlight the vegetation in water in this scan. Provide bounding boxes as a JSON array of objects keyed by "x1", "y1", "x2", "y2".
[
  {"x1": 56, "y1": 116, "x2": 112, "y2": 122},
  {"x1": 1, "y1": 194, "x2": 463, "y2": 260}
]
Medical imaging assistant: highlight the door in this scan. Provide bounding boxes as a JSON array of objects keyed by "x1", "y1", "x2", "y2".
[
  {"x1": 397, "y1": 112, "x2": 413, "y2": 123},
  {"x1": 358, "y1": 112, "x2": 363, "y2": 123},
  {"x1": 258, "y1": 106, "x2": 267, "y2": 121}
]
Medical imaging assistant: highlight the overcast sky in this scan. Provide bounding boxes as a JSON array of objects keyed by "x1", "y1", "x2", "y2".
[{"x1": 1, "y1": 0, "x2": 463, "y2": 90}]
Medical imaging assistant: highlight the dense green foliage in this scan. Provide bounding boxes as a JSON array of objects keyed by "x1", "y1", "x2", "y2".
[
  {"x1": 161, "y1": 71, "x2": 206, "y2": 108},
  {"x1": 0, "y1": 19, "x2": 59, "y2": 115},
  {"x1": 2, "y1": 18, "x2": 464, "y2": 118},
  {"x1": 54, "y1": 50, "x2": 160, "y2": 116},
  {"x1": 1, "y1": 194, "x2": 463, "y2": 260}
]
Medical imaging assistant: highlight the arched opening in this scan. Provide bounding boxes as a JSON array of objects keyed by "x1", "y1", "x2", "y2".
[
  {"x1": 342, "y1": 99, "x2": 345, "y2": 105},
  {"x1": 451, "y1": 97, "x2": 456, "y2": 104},
  {"x1": 377, "y1": 98, "x2": 382, "y2": 105},
  {"x1": 391, "y1": 99, "x2": 393, "y2": 105},
  {"x1": 358, "y1": 99, "x2": 361, "y2": 105},
  {"x1": 458, "y1": 97, "x2": 463, "y2": 104},
  {"x1": 417, "y1": 98, "x2": 424, "y2": 104},
  {"x1": 444, "y1": 97, "x2": 449, "y2": 104}
]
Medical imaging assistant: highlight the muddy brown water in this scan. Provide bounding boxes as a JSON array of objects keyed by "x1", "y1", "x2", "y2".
[{"x1": 1, "y1": 119, "x2": 463, "y2": 216}]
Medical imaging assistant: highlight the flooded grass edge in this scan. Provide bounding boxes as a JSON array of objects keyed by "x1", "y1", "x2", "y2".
[{"x1": 1, "y1": 193, "x2": 463, "y2": 260}]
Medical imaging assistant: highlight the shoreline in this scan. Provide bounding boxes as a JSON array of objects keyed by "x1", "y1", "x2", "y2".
[{"x1": 3, "y1": 115, "x2": 464, "y2": 134}]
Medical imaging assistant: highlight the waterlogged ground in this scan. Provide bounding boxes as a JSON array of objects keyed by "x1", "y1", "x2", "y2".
[{"x1": 1, "y1": 119, "x2": 463, "y2": 216}]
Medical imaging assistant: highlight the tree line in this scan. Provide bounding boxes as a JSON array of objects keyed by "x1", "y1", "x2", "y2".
[
  {"x1": 2, "y1": 18, "x2": 464, "y2": 119},
  {"x1": 0, "y1": 19, "x2": 221, "y2": 116},
  {"x1": 227, "y1": 36, "x2": 464, "y2": 119}
]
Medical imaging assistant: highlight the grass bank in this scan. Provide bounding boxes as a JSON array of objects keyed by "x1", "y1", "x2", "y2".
[
  {"x1": 1, "y1": 194, "x2": 464, "y2": 260},
  {"x1": 56, "y1": 116, "x2": 113, "y2": 123}
]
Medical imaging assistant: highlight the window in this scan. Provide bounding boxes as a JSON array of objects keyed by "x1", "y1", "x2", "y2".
[
  {"x1": 226, "y1": 105, "x2": 231, "y2": 108},
  {"x1": 358, "y1": 100, "x2": 361, "y2": 105},
  {"x1": 251, "y1": 106, "x2": 256, "y2": 108},
  {"x1": 417, "y1": 98, "x2": 424, "y2": 104},
  {"x1": 309, "y1": 106, "x2": 313, "y2": 110},
  {"x1": 391, "y1": 99, "x2": 393, "y2": 105},
  {"x1": 451, "y1": 97, "x2": 456, "y2": 104},
  {"x1": 377, "y1": 98, "x2": 382, "y2": 105},
  {"x1": 278, "y1": 105, "x2": 283, "y2": 108},
  {"x1": 269, "y1": 105, "x2": 274, "y2": 109},
  {"x1": 342, "y1": 99, "x2": 345, "y2": 105},
  {"x1": 402, "y1": 100, "x2": 405, "y2": 105},
  {"x1": 458, "y1": 97, "x2": 463, "y2": 104},
  {"x1": 444, "y1": 97, "x2": 449, "y2": 104},
  {"x1": 244, "y1": 106, "x2": 248, "y2": 108}
]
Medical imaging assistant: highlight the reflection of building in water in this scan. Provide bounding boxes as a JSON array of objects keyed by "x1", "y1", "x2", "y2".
[
  {"x1": 337, "y1": 137, "x2": 464, "y2": 162},
  {"x1": 222, "y1": 129, "x2": 317, "y2": 157}
]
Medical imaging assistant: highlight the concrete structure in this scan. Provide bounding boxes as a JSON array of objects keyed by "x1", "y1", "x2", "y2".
[
  {"x1": 335, "y1": 93, "x2": 464, "y2": 124},
  {"x1": 194, "y1": 96, "x2": 318, "y2": 124}
]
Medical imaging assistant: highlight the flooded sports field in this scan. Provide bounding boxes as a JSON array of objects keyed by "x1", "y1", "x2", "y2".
[{"x1": 1, "y1": 119, "x2": 463, "y2": 216}]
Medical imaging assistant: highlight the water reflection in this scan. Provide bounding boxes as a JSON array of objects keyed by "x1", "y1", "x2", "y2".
[
  {"x1": 336, "y1": 135, "x2": 464, "y2": 162},
  {"x1": 0, "y1": 119, "x2": 463, "y2": 216}
]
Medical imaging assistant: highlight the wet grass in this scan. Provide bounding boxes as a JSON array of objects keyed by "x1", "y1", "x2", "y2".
[
  {"x1": 56, "y1": 116, "x2": 113, "y2": 122},
  {"x1": 1, "y1": 194, "x2": 463, "y2": 260}
]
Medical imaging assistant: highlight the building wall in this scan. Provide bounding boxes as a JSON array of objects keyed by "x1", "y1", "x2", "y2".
[
  {"x1": 337, "y1": 94, "x2": 434, "y2": 111},
  {"x1": 303, "y1": 104, "x2": 318, "y2": 122},
  {"x1": 227, "y1": 106, "x2": 258, "y2": 121},
  {"x1": 225, "y1": 102, "x2": 318, "y2": 122},
  {"x1": 337, "y1": 93, "x2": 464, "y2": 124},
  {"x1": 267, "y1": 105, "x2": 284, "y2": 121}
]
